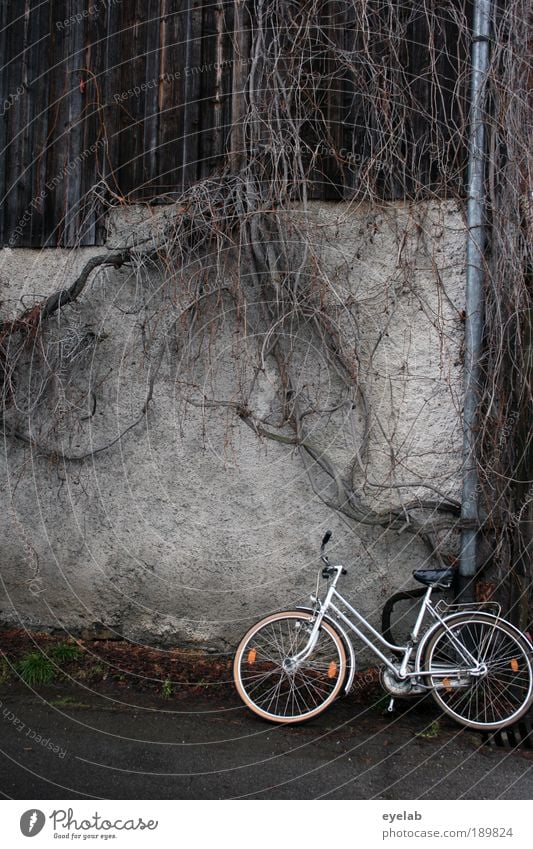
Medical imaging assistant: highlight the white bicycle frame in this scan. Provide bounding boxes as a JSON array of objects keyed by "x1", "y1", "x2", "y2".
[{"x1": 293, "y1": 564, "x2": 487, "y2": 692}]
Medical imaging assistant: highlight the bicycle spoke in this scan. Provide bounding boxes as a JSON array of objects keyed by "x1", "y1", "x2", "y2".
[
  {"x1": 235, "y1": 612, "x2": 345, "y2": 721},
  {"x1": 426, "y1": 615, "x2": 533, "y2": 730}
]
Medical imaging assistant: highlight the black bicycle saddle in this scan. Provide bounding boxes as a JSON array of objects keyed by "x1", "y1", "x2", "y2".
[{"x1": 412, "y1": 568, "x2": 454, "y2": 588}]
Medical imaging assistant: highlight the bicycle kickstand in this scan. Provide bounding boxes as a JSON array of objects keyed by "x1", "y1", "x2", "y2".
[{"x1": 386, "y1": 697, "x2": 395, "y2": 714}]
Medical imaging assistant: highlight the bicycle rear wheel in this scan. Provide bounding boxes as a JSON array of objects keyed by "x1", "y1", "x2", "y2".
[
  {"x1": 423, "y1": 613, "x2": 533, "y2": 731},
  {"x1": 233, "y1": 610, "x2": 346, "y2": 723}
]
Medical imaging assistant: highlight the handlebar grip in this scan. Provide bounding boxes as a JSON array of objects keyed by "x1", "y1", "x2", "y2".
[{"x1": 321, "y1": 530, "x2": 332, "y2": 548}]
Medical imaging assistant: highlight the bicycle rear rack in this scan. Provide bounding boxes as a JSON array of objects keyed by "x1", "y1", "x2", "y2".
[{"x1": 434, "y1": 599, "x2": 502, "y2": 617}]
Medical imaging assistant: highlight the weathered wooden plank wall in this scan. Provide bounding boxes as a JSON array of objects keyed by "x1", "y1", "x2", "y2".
[{"x1": 0, "y1": 1, "x2": 470, "y2": 247}]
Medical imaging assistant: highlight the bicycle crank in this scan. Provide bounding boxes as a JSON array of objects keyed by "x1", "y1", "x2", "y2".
[{"x1": 380, "y1": 665, "x2": 425, "y2": 697}]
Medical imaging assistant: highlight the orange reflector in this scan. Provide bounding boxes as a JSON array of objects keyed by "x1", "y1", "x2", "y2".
[
  {"x1": 510, "y1": 658, "x2": 519, "y2": 672},
  {"x1": 442, "y1": 678, "x2": 452, "y2": 691},
  {"x1": 247, "y1": 649, "x2": 257, "y2": 664},
  {"x1": 327, "y1": 661, "x2": 337, "y2": 679}
]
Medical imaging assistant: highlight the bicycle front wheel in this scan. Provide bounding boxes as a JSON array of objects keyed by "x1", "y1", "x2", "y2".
[
  {"x1": 233, "y1": 610, "x2": 347, "y2": 723},
  {"x1": 423, "y1": 613, "x2": 533, "y2": 731}
]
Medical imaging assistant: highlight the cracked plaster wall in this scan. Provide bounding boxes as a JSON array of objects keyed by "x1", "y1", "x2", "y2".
[{"x1": 0, "y1": 200, "x2": 465, "y2": 659}]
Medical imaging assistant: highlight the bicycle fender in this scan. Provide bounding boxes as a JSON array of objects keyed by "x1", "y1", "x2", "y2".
[
  {"x1": 414, "y1": 619, "x2": 449, "y2": 673},
  {"x1": 294, "y1": 606, "x2": 356, "y2": 695},
  {"x1": 414, "y1": 611, "x2": 533, "y2": 673}
]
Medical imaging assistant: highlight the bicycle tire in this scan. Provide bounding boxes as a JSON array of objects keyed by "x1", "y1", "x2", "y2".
[
  {"x1": 233, "y1": 610, "x2": 347, "y2": 723},
  {"x1": 423, "y1": 613, "x2": 533, "y2": 731}
]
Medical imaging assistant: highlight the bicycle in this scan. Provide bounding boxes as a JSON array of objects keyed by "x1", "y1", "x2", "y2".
[{"x1": 233, "y1": 531, "x2": 533, "y2": 731}]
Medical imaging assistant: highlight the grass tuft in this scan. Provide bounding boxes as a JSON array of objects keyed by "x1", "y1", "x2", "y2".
[
  {"x1": 17, "y1": 652, "x2": 55, "y2": 685},
  {"x1": 49, "y1": 642, "x2": 83, "y2": 663},
  {"x1": 161, "y1": 678, "x2": 173, "y2": 698}
]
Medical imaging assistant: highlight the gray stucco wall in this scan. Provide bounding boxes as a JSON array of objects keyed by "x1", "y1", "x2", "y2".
[{"x1": 0, "y1": 200, "x2": 465, "y2": 660}]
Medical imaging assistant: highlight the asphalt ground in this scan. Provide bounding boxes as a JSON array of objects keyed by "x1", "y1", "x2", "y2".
[{"x1": 0, "y1": 681, "x2": 531, "y2": 800}]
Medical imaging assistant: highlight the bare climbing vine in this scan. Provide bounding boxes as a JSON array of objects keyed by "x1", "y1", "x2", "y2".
[{"x1": 1, "y1": 1, "x2": 530, "y2": 617}]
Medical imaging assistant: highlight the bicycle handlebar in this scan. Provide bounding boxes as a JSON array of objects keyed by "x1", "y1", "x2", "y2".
[{"x1": 320, "y1": 531, "x2": 347, "y2": 577}]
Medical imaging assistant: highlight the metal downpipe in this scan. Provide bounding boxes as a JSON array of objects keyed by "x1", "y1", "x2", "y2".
[{"x1": 459, "y1": 0, "x2": 493, "y2": 600}]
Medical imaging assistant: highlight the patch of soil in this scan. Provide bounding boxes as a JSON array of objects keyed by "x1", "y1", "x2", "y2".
[{"x1": 0, "y1": 627, "x2": 381, "y2": 703}]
